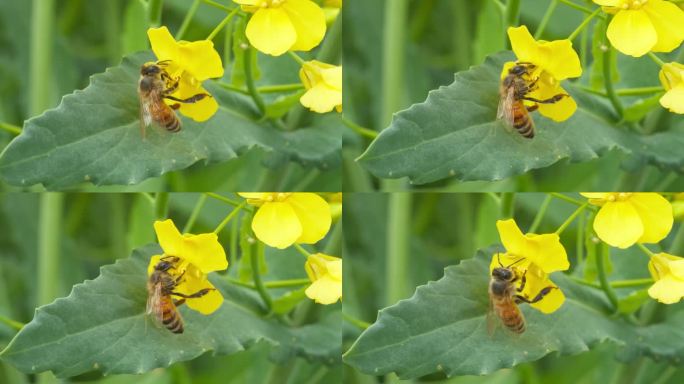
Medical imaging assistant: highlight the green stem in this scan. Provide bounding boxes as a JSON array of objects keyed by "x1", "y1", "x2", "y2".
[
  {"x1": 0, "y1": 315, "x2": 24, "y2": 331},
  {"x1": 528, "y1": 194, "x2": 552, "y2": 233},
  {"x1": 148, "y1": 0, "x2": 164, "y2": 27},
  {"x1": 386, "y1": 193, "x2": 412, "y2": 305},
  {"x1": 288, "y1": 51, "x2": 306, "y2": 66},
  {"x1": 206, "y1": 6, "x2": 239, "y2": 41},
  {"x1": 567, "y1": 8, "x2": 601, "y2": 41},
  {"x1": 550, "y1": 192, "x2": 587, "y2": 207},
  {"x1": 202, "y1": 0, "x2": 232, "y2": 12},
  {"x1": 500, "y1": 193, "x2": 515, "y2": 219},
  {"x1": 342, "y1": 116, "x2": 378, "y2": 139},
  {"x1": 568, "y1": 275, "x2": 601, "y2": 289},
  {"x1": 252, "y1": 242, "x2": 272, "y2": 311},
  {"x1": 216, "y1": 81, "x2": 250, "y2": 95},
  {"x1": 576, "y1": 85, "x2": 665, "y2": 97},
  {"x1": 343, "y1": 312, "x2": 371, "y2": 330},
  {"x1": 30, "y1": 0, "x2": 55, "y2": 117},
  {"x1": 597, "y1": 243, "x2": 618, "y2": 311},
  {"x1": 294, "y1": 243, "x2": 313, "y2": 258},
  {"x1": 557, "y1": 0, "x2": 599, "y2": 15},
  {"x1": 175, "y1": 0, "x2": 201, "y2": 40},
  {"x1": 244, "y1": 43, "x2": 266, "y2": 115},
  {"x1": 647, "y1": 52, "x2": 666, "y2": 67},
  {"x1": 183, "y1": 194, "x2": 207, "y2": 233},
  {"x1": 315, "y1": 12, "x2": 342, "y2": 64},
  {"x1": 214, "y1": 201, "x2": 246, "y2": 234},
  {"x1": 323, "y1": 221, "x2": 342, "y2": 255},
  {"x1": 154, "y1": 192, "x2": 169, "y2": 219},
  {"x1": 226, "y1": 277, "x2": 311, "y2": 289},
  {"x1": 206, "y1": 192, "x2": 242, "y2": 207},
  {"x1": 611, "y1": 278, "x2": 653, "y2": 288},
  {"x1": 555, "y1": 203, "x2": 588, "y2": 235},
  {"x1": 576, "y1": 211, "x2": 585, "y2": 266},
  {"x1": 653, "y1": 366, "x2": 677, "y2": 384},
  {"x1": 38, "y1": 193, "x2": 64, "y2": 306},
  {"x1": 140, "y1": 192, "x2": 155, "y2": 206},
  {"x1": 0, "y1": 122, "x2": 21, "y2": 135},
  {"x1": 534, "y1": 0, "x2": 558, "y2": 39},
  {"x1": 258, "y1": 84, "x2": 304, "y2": 93},
  {"x1": 603, "y1": 45, "x2": 624, "y2": 118},
  {"x1": 637, "y1": 243, "x2": 656, "y2": 258}
]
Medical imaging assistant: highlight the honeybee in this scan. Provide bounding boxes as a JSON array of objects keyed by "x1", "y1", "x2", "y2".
[
  {"x1": 487, "y1": 255, "x2": 555, "y2": 335},
  {"x1": 138, "y1": 61, "x2": 209, "y2": 138},
  {"x1": 497, "y1": 62, "x2": 568, "y2": 139},
  {"x1": 146, "y1": 256, "x2": 213, "y2": 334}
]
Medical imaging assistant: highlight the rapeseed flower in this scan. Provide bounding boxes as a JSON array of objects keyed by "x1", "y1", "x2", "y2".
[
  {"x1": 299, "y1": 60, "x2": 342, "y2": 113},
  {"x1": 659, "y1": 62, "x2": 684, "y2": 114},
  {"x1": 648, "y1": 252, "x2": 684, "y2": 304},
  {"x1": 304, "y1": 253, "x2": 342, "y2": 304}
]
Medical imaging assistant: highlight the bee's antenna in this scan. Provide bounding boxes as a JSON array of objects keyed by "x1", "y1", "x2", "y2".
[
  {"x1": 497, "y1": 253, "x2": 504, "y2": 267},
  {"x1": 505, "y1": 257, "x2": 525, "y2": 268}
]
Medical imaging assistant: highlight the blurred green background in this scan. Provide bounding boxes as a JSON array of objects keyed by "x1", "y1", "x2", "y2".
[
  {"x1": 0, "y1": 193, "x2": 341, "y2": 383},
  {"x1": 343, "y1": 0, "x2": 684, "y2": 192},
  {"x1": 343, "y1": 192, "x2": 684, "y2": 383},
  {"x1": 0, "y1": 0, "x2": 340, "y2": 192}
]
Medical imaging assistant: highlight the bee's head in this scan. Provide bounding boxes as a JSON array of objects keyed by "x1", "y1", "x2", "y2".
[
  {"x1": 141, "y1": 62, "x2": 161, "y2": 76},
  {"x1": 492, "y1": 267, "x2": 514, "y2": 281},
  {"x1": 154, "y1": 256, "x2": 179, "y2": 272},
  {"x1": 509, "y1": 62, "x2": 535, "y2": 76}
]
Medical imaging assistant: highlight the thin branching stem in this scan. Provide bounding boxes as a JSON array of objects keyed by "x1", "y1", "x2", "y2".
[
  {"x1": 343, "y1": 312, "x2": 371, "y2": 330},
  {"x1": 183, "y1": 194, "x2": 207, "y2": 233},
  {"x1": 252, "y1": 242, "x2": 273, "y2": 311},
  {"x1": 597, "y1": 243, "x2": 619, "y2": 311},
  {"x1": 206, "y1": 6, "x2": 239, "y2": 41},
  {"x1": 214, "y1": 201, "x2": 246, "y2": 234},
  {"x1": 535, "y1": 0, "x2": 558, "y2": 39},
  {"x1": 176, "y1": 0, "x2": 201, "y2": 40},
  {"x1": 342, "y1": 117, "x2": 378, "y2": 139},
  {"x1": 555, "y1": 203, "x2": 588, "y2": 235},
  {"x1": 529, "y1": 194, "x2": 552, "y2": 233},
  {"x1": 0, "y1": 122, "x2": 21, "y2": 135}
]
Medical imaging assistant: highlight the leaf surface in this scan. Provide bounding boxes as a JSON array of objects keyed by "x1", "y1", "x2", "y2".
[
  {"x1": 357, "y1": 51, "x2": 684, "y2": 184},
  {"x1": 0, "y1": 244, "x2": 340, "y2": 377},
  {"x1": 0, "y1": 51, "x2": 341, "y2": 189},
  {"x1": 343, "y1": 249, "x2": 684, "y2": 379}
]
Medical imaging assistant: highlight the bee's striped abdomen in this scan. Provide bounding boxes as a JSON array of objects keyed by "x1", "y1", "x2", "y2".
[
  {"x1": 512, "y1": 102, "x2": 534, "y2": 139},
  {"x1": 160, "y1": 297, "x2": 183, "y2": 334}
]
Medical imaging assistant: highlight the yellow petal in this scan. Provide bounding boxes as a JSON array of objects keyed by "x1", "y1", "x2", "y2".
[
  {"x1": 301, "y1": 84, "x2": 342, "y2": 113},
  {"x1": 593, "y1": 201, "x2": 644, "y2": 248},
  {"x1": 643, "y1": 0, "x2": 684, "y2": 53},
  {"x1": 154, "y1": 219, "x2": 184, "y2": 257},
  {"x1": 496, "y1": 219, "x2": 526, "y2": 257},
  {"x1": 246, "y1": 8, "x2": 297, "y2": 56},
  {"x1": 147, "y1": 26, "x2": 179, "y2": 62},
  {"x1": 147, "y1": 254, "x2": 163, "y2": 276},
  {"x1": 251, "y1": 202, "x2": 302, "y2": 248},
  {"x1": 519, "y1": 263, "x2": 564, "y2": 313},
  {"x1": 628, "y1": 193, "x2": 673, "y2": 244},
  {"x1": 593, "y1": 0, "x2": 621, "y2": 6},
  {"x1": 282, "y1": 0, "x2": 327, "y2": 52},
  {"x1": 659, "y1": 62, "x2": 684, "y2": 90},
  {"x1": 581, "y1": 193, "x2": 609, "y2": 200},
  {"x1": 533, "y1": 83, "x2": 577, "y2": 122},
  {"x1": 179, "y1": 233, "x2": 228, "y2": 273},
  {"x1": 177, "y1": 40, "x2": 224, "y2": 80},
  {"x1": 287, "y1": 193, "x2": 332, "y2": 244},
  {"x1": 175, "y1": 268, "x2": 223, "y2": 314},
  {"x1": 648, "y1": 278, "x2": 684, "y2": 304},
  {"x1": 508, "y1": 26, "x2": 541, "y2": 65},
  {"x1": 660, "y1": 87, "x2": 684, "y2": 114},
  {"x1": 536, "y1": 40, "x2": 582, "y2": 80},
  {"x1": 305, "y1": 275, "x2": 341, "y2": 304},
  {"x1": 607, "y1": 9, "x2": 657, "y2": 57},
  {"x1": 530, "y1": 282, "x2": 565, "y2": 314},
  {"x1": 527, "y1": 233, "x2": 570, "y2": 273},
  {"x1": 669, "y1": 259, "x2": 684, "y2": 279},
  {"x1": 233, "y1": 0, "x2": 260, "y2": 5}
]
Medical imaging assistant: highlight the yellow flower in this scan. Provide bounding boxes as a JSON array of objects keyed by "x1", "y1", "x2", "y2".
[
  {"x1": 234, "y1": 0, "x2": 326, "y2": 56},
  {"x1": 582, "y1": 193, "x2": 673, "y2": 249},
  {"x1": 299, "y1": 60, "x2": 342, "y2": 113},
  {"x1": 504, "y1": 26, "x2": 582, "y2": 122},
  {"x1": 304, "y1": 253, "x2": 342, "y2": 304},
  {"x1": 239, "y1": 193, "x2": 332, "y2": 249},
  {"x1": 147, "y1": 27, "x2": 224, "y2": 122},
  {"x1": 672, "y1": 193, "x2": 684, "y2": 221},
  {"x1": 658, "y1": 62, "x2": 684, "y2": 114},
  {"x1": 647, "y1": 252, "x2": 684, "y2": 304},
  {"x1": 327, "y1": 192, "x2": 342, "y2": 222},
  {"x1": 490, "y1": 219, "x2": 569, "y2": 313},
  {"x1": 323, "y1": 0, "x2": 342, "y2": 24},
  {"x1": 593, "y1": 0, "x2": 684, "y2": 57},
  {"x1": 147, "y1": 220, "x2": 228, "y2": 315}
]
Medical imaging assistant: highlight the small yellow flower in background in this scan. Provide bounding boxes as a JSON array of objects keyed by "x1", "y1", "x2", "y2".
[
  {"x1": 593, "y1": 0, "x2": 684, "y2": 57},
  {"x1": 504, "y1": 26, "x2": 582, "y2": 122},
  {"x1": 327, "y1": 192, "x2": 342, "y2": 222},
  {"x1": 147, "y1": 27, "x2": 224, "y2": 121},
  {"x1": 239, "y1": 193, "x2": 332, "y2": 249},
  {"x1": 647, "y1": 252, "x2": 684, "y2": 304},
  {"x1": 658, "y1": 62, "x2": 684, "y2": 114},
  {"x1": 147, "y1": 220, "x2": 228, "y2": 314},
  {"x1": 234, "y1": 0, "x2": 327, "y2": 56},
  {"x1": 299, "y1": 60, "x2": 342, "y2": 113},
  {"x1": 323, "y1": 0, "x2": 342, "y2": 24},
  {"x1": 305, "y1": 253, "x2": 342, "y2": 304},
  {"x1": 491, "y1": 219, "x2": 569, "y2": 313},
  {"x1": 672, "y1": 193, "x2": 684, "y2": 221},
  {"x1": 582, "y1": 193, "x2": 673, "y2": 249}
]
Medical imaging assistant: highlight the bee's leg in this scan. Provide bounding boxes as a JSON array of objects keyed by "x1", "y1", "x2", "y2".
[
  {"x1": 173, "y1": 270, "x2": 186, "y2": 285},
  {"x1": 517, "y1": 270, "x2": 528, "y2": 292},
  {"x1": 522, "y1": 94, "x2": 568, "y2": 105},
  {"x1": 526, "y1": 104, "x2": 539, "y2": 112},
  {"x1": 171, "y1": 288, "x2": 215, "y2": 299},
  {"x1": 170, "y1": 103, "x2": 181, "y2": 110},
  {"x1": 515, "y1": 286, "x2": 557, "y2": 304},
  {"x1": 173, "y1": 298, "x2": 186, "y2": 307},
  {"x1": 164, "y1": 93, "x2": 210, "y2": 104},
  {"x1": 160, "y1": 73, "x2": 180, "y2": 95}
]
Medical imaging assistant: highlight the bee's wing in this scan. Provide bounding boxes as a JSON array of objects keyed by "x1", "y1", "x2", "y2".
[
  {"x1": 497, "y1": 86, "x2": 516, "y2": 128},
  {"x1": 139, "y1": 91, "x2": 153, "y2": 139},
  {"x1": 146, "y1": 282, "x2": 164, "y2": 324},
  {"x1": 486, "y1": 291, "x2": 499, "y2": 337}
]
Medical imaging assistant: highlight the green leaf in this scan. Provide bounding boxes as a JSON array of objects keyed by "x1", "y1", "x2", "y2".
[
  {"x1": 343, "y1": 248, "x2": 684, "y2": 379},
  {"x1": 272, "y1": 288, "x2": 308, "y2": 315},
  {"x1": 0, "y1": 51, "x2": 341, "y2": 189},
  {"x1": 0, "y1": 244, "x2": 340, "y2": 378},
  {"x1": 357, "y1": 51, "x2": 684, "y2": 185}
]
